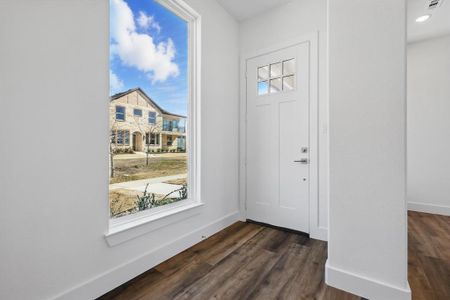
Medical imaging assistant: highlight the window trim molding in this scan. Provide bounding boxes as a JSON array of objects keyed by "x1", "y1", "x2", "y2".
[{"x1": 106, "y1": 0, "x2": 201, "y2": 246}]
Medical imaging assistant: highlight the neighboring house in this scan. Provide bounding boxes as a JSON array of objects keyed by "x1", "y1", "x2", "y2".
[{"x1": 110, "y1": 88, "x2": 186, "y2": 152}]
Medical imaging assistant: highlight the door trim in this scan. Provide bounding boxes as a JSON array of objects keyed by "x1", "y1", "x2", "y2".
[{"x1": 239, "y1": 32, "x2": 321, "y2": 239}]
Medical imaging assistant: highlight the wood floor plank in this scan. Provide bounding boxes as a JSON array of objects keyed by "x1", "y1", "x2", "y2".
[
  {"x1": 172, "y1": 228, "x2": 285, "y2": 300},
  {"x1": 246, "y1": 242, "x2": 311, "y2": 299},
  {"x1": 154, "y1": 221, "x2": 253, "y2": 276},
  {"x1": 408, "y1": 211, "x2": 450, "y2": 300},
  {"x1": 98, "y1": 212, "x2": 450, "y2": 300},
  {"x1": 278, "y1": 240, "x2": 329, "y2": 299},
  {"x1": 206, "y1": 248, "x2": 280, "y2": 299}
]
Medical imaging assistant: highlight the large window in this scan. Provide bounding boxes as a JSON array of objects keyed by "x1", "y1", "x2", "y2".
[{"x1": 108, "y1": 0, "x2": 200, "y2": 224}]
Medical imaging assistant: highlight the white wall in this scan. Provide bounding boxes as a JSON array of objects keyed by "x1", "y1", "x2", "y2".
[
  {"x1": 407, "y1": 35, "x2": 450, "y2": 216},
  {"x1": 326, "y1": 0, "x2": 410, "y2": 299},
  {"x1": 239, "y1": 0, "x2": 329, "y2": 239},
  {"x1": 0, "y1": 1, "x2": 240, "y2": 299}
]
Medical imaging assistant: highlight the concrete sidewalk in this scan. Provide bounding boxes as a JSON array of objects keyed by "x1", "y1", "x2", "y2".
[
  {"x1": 109, "y1": 174, "x2": 187, "y2": 196},
  {"x1": 113, "y1": 152, "x2": 187, "y2": 160}
]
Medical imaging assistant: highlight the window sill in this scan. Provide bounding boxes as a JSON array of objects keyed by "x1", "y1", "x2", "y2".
[{"x1": 105, "y1": 200, "x2": 204, "y2": 247}]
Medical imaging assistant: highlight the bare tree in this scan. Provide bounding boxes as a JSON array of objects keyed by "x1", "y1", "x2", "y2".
[
  {"x1": 109, "y1": 120, "x2": 119, "y2": 178},
  {"x1": 131, "y1": 114, "x2": 162, "y2": 166},
  {"x1": 145, "y1": 124, "x2": 162, "y2": 166}
]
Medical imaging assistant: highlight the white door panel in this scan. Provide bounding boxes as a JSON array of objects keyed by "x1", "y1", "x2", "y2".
[{"x1": 246, "y1": 42, "x2": 310, "y2": 232}]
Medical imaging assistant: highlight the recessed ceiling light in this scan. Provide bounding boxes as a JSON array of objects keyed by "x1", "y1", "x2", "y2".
[{"x1": 415, "y1": 15, "x2": 431, "y2": 23}]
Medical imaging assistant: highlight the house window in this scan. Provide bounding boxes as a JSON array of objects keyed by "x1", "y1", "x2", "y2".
[
  {"x1": 257, "y1": 58, "x2": 296, "y2": 96},
  {"x1": 113, "y1": 130, "x2": 130, "y2": 145},
  {"x1": 172, "y1": 120, "x2": 179, "y2": 130},
  {"x1": 108, "y1": 0, "x2": 201, "y2": 228},
  {"x1": 177, "y1": 136, "x2": 186, "y2": 151},
  {"x1": 162, "y1": 119, "x2": 179, "y2": 132},
  {"x1": 149, "y1": 111, "x2": 156, "y2": 124},
  {"x1": 116, "y1": 106, "x2": 126, "y2": 121},
  {"x1": 167, "y1": 136, "x2": 173, "y2": 146},
  {"x1": 146, "y1": 133, "x2": 160, "y2": 145},
  {"x1": 163, "y1": 119, "x2": 172, "y2": 131}
]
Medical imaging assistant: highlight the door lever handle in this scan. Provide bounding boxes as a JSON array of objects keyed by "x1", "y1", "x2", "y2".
[{"x1": 294, "y1": 158, "x2": 308, "y2": 164}]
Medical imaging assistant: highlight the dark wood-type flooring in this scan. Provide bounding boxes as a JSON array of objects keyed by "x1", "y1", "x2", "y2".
[
  {"x1": 99, "y1": 211, "x2": 450, "y2": 300},
  {"x1": 408, "y1": 211, "x2": 450, "y2": 300}
]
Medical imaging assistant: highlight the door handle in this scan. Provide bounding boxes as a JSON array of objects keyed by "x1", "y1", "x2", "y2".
[{"x1": 294, "y1": 158, "x2": 308, "y2": 164}]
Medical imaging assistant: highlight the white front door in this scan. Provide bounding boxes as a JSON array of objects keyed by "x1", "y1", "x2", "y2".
[{"x1": 246, "y1": 42, "x2": 310, "y2": 233}]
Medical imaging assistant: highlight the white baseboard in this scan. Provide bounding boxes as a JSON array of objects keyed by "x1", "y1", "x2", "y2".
[
  {"x1": 325, "y1": 260, "x2": 411, "y2": 300},
  {"x1": 408, "y1": 202, "x2": 450, "y2": 216},
  {"x1": 310, "y1": 226, "x2": 328, "y2": 241},
  {"x1": 52, "y1": 211, "x2": 241, "y2": 300}
]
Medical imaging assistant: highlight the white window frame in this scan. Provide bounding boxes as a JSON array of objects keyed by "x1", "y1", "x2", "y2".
[{"x1": 105, "y1": 0, "x2": 202, "y2": 247}]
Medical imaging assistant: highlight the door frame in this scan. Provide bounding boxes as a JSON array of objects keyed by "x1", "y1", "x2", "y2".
[{"x1": 239, "y1": 32, "x2": 320, "y2": 238}]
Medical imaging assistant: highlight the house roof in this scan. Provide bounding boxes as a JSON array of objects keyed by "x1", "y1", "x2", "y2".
[{"x1": 110, "y1": 87, "x2": 186, "y2": 118}]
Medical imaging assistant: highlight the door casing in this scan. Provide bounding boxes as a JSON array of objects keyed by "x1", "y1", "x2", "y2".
[{"x1": 239, "y1": 32, "x2": 321, "y2": 239}]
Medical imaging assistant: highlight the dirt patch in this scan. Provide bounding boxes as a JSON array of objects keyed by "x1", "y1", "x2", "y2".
[
  {"x1": 163, "y1": 178, "x2": 187, "y2": 186},
  {"x1": 109, "y1": 189, "x2": 138, "y2": 217},
  {"x1": 109, "y1": 189, "x2": 172, "y2": 218},
  {"x1": 110, "y1": 156, "x2": 187, "y2": 184}
]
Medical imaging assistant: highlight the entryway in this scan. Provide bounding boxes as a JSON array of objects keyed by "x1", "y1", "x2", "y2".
[
  {"x1": 132, "y1": 132, "x2": 143, "y2": 152},
  {"x1": 244, "y1": 38, "x2": 317, "y2": 234}
]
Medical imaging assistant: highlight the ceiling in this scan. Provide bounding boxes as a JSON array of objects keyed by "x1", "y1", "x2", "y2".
[
  {"x1": 408, "y1": 0, "x2": 450, "y2": 42},
  {"x1": 217, "y1": 0, "x2": 450, "y2": 42},
  {"x1": 216, "y1": 0, "x2": 293, "y2": 21}
]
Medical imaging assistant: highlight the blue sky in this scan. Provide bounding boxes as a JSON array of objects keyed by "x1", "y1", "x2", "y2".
[{"x1": 110, "y1": 0, "x2": 188, "y2": 116}]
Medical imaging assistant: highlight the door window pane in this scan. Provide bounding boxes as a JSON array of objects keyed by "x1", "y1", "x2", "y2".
[
  {"x1": 257, "y1": 58, "x2": 296, "y2": 96},
  {"x1": 258, "y1": 65, "x2": 269, "y2": 81},
  {"x1": 270, "y1": 78, "x2": 282, "y2": 93},
  {"x1": 283, "y1": 75, "x2": 295, "y2": 91},
  {"x1": 270, "y1": 62, "x2": 282, "y2": 78},
  {"x1": 283, "y1": 59, "x2": 295, "y2": 75},
  {"x1": 258, "y1": 81, "x2": 269, "y2": 95}
]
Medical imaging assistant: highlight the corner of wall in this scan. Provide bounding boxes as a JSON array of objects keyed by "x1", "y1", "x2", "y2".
[{"x1": 325, "y1": 261, "x2": 411, "y2": 300}]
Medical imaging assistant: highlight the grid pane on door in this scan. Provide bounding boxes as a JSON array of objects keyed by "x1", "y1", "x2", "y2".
[{"x1": 257, "y1": 58, "x2": 296, "y2": 96}]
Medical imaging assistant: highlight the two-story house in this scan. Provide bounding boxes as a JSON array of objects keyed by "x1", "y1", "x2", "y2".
[{"x1": 110, "y1": 88, "x2": 186, "y2": 152}]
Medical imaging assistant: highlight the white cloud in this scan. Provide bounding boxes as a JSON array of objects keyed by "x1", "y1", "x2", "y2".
[
  {"x1": 110, "y1": 70, "x2": 124, "y2": 93},
  {"x1": 137, "y1": 11, "x2": 161, "y2": 33},
  {"x1": 110, "y1": 0, "x2": 179, "y2": 83}
]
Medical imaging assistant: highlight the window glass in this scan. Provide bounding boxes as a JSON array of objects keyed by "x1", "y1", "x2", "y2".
[
  {"x1": 257, "y1": 58, "x2": 296, "y2": 96},
  {"x1": 258, "y1": 81, "x2": 269, "y2": 95},
  {"x1": 270, "y1": 62, "x2": 282, "y2": 78},
  {"x1": 116, "y1": 106, "x2": 125, "y2": 121},
  {"x1": 283, "y1": 75, "x2": 295, "y2": 91},
  {"x1": 258, "y1": 65, "x2": 269, "y2": 81},
  {"x1": 148, "y1": 111, "x2": 156, "y2": 124},
  {"x1": 109, "y1": 0, "x2": 190, "y2": 219},
  {"x1": 270, "y1": 78, "x2": 282, "y2": 93},
  {"x1": 283, "y1": 59, "x2": 295, "y2": 75}
]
